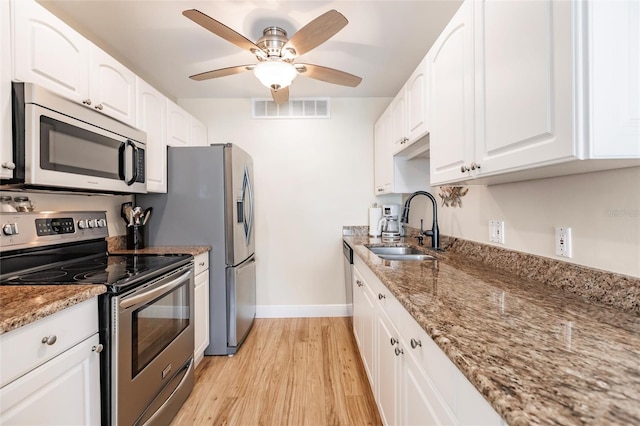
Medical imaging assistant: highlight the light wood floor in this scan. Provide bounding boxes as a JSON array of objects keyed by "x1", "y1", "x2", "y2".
[{"x1": 171, "y1": 317, "x2": 382, "y2": 426}]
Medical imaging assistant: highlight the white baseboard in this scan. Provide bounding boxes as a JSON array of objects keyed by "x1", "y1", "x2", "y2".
[{"x1": 256, "y1": 304, "x2": 353, "y2": 318}]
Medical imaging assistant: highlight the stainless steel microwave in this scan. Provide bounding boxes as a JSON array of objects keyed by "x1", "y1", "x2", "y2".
[{"x1": 9, "y1": 82, "x2": 147, "y2": 194}]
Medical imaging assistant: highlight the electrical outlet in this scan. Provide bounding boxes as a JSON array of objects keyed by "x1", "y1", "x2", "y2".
[
  {"x1": 555, "y1": 226, "x2": 572, "y2": 258},
  {"x1": 489, "y1": 220, "x2": 505, "y2": 244}
]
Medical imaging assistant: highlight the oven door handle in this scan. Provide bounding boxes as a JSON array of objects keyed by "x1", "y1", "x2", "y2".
[{"x1": 120, "y1": 270, "x2": 192, "y2": 309}]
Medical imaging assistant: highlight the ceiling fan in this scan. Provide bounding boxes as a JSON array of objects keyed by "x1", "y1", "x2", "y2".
[{"x1": 183, "y1": 9, "x2": 363, "y2": 104}]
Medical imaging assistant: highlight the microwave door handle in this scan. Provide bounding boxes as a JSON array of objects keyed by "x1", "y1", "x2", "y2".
[
  {"x1": 118, "y1": 140, "x2": 138, "y2": 186},
  {"x1": 127, "y1": 141, "x2": 139, "y2": 186}
]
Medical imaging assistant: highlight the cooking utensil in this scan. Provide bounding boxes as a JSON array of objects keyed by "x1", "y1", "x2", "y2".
[
  {"x1": 121, "y1": 202, "x2": 133, "y2": 225},
  {"x1": 142, "y1": 207, "x2": 153, "y2": 226}
]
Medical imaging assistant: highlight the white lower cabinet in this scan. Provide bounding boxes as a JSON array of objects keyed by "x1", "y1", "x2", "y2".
[
  {"x1": 0, "y1": 298, "x2": 101, "y2": 425},
  {"x1": 352, "y1": 257, "x2": 503, "y2": 426},
  {"x1": 193, "y1": 252, "x2": 210, "y2": 367}
]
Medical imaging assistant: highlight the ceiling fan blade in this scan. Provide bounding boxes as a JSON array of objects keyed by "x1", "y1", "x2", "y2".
[
  {"x1": 271, "y1": 87, "x2": 289, "y2": 104},
  {"x1": 183, "y1": 9, "x2": 262, "y2": 53},
  {"x1": 189, "y1": 65, "x2": 254, "y2": 81},
  {"x1": 296, "y1": 64, "x2": 362, "y2": 87},
  {"x1": 283, "y1": 10, "x2": 348, "y2": 57}
]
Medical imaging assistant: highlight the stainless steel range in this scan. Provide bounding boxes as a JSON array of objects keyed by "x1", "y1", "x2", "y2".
[{"x1": 0, "y1": 211, "x2": 195, "y2": 425}]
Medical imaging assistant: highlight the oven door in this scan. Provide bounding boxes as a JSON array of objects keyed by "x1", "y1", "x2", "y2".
[
  {"x1": 112, "y1": 264, "x2": 194, "y2": 426},
  {"x1": 24, "y1": 103, "x2": 147, "y2": 193}
]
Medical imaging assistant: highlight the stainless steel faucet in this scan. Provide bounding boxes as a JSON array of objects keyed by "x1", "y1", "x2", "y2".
[{"x1": 401, "y1": 191, "x2": 440, "y2": 250}]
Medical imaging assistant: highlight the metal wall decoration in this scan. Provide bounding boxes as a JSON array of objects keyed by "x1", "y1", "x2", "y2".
[{"x1": 438, "y1": 186, "x2": 469, "y2": 207}]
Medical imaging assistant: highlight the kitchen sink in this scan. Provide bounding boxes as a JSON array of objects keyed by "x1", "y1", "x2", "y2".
[{"x1": 367, "y1": 246, "x2": 436, "y2": 261}]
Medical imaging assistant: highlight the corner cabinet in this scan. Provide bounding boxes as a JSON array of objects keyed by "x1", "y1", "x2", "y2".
[
  {"x1": 0, "y1": 298, "x2": 102, "y2": 425},
  {"x1": 352, "y1": 256, "x2": 504, "y2": 426},
  {"x1": 429, "y1": 0, "x2": 640, "y2": 186},
  {"x1": 193, "y1": 252, "x2": 210, "y2": 367},
  {"x1": 167, "y1": 100, "x2": 208, "y2": 147}
]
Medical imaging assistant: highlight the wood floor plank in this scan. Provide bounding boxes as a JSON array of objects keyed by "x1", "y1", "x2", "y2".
[{"x1": 171, "y1": 317, "x2": 382, "y2": 426}]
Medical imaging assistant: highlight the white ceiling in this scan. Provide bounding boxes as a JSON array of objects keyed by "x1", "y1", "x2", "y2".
[{"x1": 37, "y1": 0, "x2": 463, "y2": 101}]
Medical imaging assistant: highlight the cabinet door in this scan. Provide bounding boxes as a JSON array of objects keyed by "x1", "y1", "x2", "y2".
[
  {"x1": 136, "y1": 78, "x2": 167, "y2": 193},
  {"x1": 428, "y1": 0, "x2": 475, "y2": 185},
  {"x1": 0, "y1": 334, "x2": 101, "y2": 426},
  {"x1": 12, "y1": 0, "x2": 89, "y2": 102},
  {"x1": 376, "y1": 311, "x2": 400, "y2": 426},
  {"x1": 166, "y1": 100, "x2": 190, "y2": 147},
  {"x1": 194, "y1": 270, "x2": 210, "y2": 367},
  {"x1": 405, "y1": 56, "x2": 429, "y2": 144},
  {"x1": 390, "y1": 88, "x2": 407, "y2": 153},
  {"x1": 352, "y1": 268, "x2": 376, "y2": 387},
  {"x1": 1, "y1": 0, "x2": 12, "y2": 180},
  {"x1": 89, "y1": 47, "x2": 136, "y2": 126},
  {"x1": 474, "y1": 0, "x2": 575, "y2": 175},
  {"x1": 190, "y1": 118, "x2": 208, "y2": 147},
  {"x1": 589, "y1": 0, "x2": 640, "y2": 158},
  {"x1": 374, "y1": 108, "x2": 392, "y2": 195}
]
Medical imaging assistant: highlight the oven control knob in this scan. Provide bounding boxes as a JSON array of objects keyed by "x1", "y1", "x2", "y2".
[
  {"x1": 97, "y1": 219, "x2": 107, "y2": 228},
  {"x1": 78, "y1": 220, "x2": 88, "y2": 229},
  {"x1": 2, "y1": 223, "x2": 17, "y2": 236},
  {"x1": 88, "y1": 219, "x2": 97, "y2": 228}
]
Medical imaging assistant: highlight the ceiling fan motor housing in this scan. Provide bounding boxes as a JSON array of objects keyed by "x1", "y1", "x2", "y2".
[{"x1": 256, "y1": 27, "x2": 292, "y2": 59}]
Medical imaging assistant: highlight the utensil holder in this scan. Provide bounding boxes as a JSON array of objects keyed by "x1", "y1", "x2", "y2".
[{"x1": 126, "y1": 225, "x2": 148, "y2": 250}]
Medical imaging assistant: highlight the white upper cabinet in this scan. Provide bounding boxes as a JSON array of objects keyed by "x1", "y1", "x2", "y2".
[
  {"x1": 429, "y1": 0, "x2": 640, "y2": 186},
  {"x1": 89, "y1": 47, "x2": 136, "y2": 126},
  {"x1": 190, "y1": 118, "x2": 208, "y2": 147},
  {"x1": 587, "y1": 0, "x2": 640, "y2": 158},
  {"x1": 12, "y1": 0, "x2": 136, "y2": 126},
  {"x1": 136, "y1": 77, "x2": 167, "y2": 193},
  {"x1": 428, "y1": 0, "x2": 475, "y2": 185},
  {"x1": 391, "y1": 56, "x2": 430, "y2": 156},
  {"x1": 12, "y1": 0, "x2": 89, "y2": 102},
  {"x1": 1, "y1": 0, "x2": 13, "y2": 180},
  {"x1": 166, "y1": 100, "x2": 190, "y2": 147},
  {"x1": 374, "y1": 107, "x2": 393, "y2": 195},
  {"x1": 473, "y1": 0, "x2": 574, "y2": 176}
]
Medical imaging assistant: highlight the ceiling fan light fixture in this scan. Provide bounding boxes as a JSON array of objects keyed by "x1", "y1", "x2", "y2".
[{"x1": 253, "y1": 60, "x2": 297, "y2": 90}]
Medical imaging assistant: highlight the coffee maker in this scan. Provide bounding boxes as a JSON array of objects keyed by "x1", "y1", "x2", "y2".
[{"x1": 378, "y1": 204, "x2": 404, "y2": 241}]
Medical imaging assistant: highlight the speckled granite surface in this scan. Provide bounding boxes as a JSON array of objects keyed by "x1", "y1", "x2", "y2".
[
  {"x1": 107, "y1": 235, "x2": 210, "y2": 256},
  {"x1": 0, "y1": 285, "x2": 106, "y2": 334},
  {"x1": 344, "y1": 228, "x2": 640, "y2": 426}
]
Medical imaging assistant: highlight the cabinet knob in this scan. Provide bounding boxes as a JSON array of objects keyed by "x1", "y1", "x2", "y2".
[
  {"x1": 410, "y1": 338, "x2": 422, "y2": 349},
  {"x1": 41, "y1": 335, "x2": 57, "y2": 345},
  {"x1": 1, "y1": 162, "x2": 15, "y2": 170},
  {"x1": 394, "y1": 346, "x2": 404, "y2": 356},
  {"x1": 92, "y1": 344, "x2": 104, "y2": 353},
  {"x1": 377, "y1": 188, "x2": 384, "y2": 192},
  {"x1": 356, "y1": 279, "x2": 363, "y2": 287},
  {"x1": 390, "y1": 337, "x2": 398, "y2": 346},
  {"x1": 82, "y1": 99, "x2": 92, "y2": 106},
  {"x1": 199, "y1": 262, "x2": 205, "y2": 267},
  {"x1": 461, "y1": 165, "x2": 470, "y2": 173},
  {"x1": 378, "y1": 293, "x2": 386, "y2": 300},
  {"x1": 470, "y1": 162, "x2": 481, "y2": 170},
  {"x1": 94, "y1": 104, "x2": 104, "y2": 111}
]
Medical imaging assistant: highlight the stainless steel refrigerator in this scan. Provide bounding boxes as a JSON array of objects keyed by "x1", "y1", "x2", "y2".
[{"x1": 137, "y1": 143, "x2": 256, "y2": 355}]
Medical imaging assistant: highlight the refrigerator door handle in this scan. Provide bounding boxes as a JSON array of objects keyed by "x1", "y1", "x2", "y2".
[{"x1": 240, "y1": 165, "x2": 253, "y2": 246}]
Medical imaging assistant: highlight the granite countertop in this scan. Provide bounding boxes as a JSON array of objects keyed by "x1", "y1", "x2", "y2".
[
  {"x1": 344, "y1": 233, "x2": 640, "y2": 426},
  {"x1": 109, "y1": 246, "x2": 210, "y2": 256},
  {"x1": 0, "y1": 285, "x2": 106, "y2": 334}
]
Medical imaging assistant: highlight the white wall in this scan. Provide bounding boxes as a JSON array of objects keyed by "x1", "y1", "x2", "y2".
[
  {"x1": 180, "y1": 97, "x2": 389, "y2": 313},
  {"x1": 405, "y1": 167, "x2": 640, "y2": 278}
]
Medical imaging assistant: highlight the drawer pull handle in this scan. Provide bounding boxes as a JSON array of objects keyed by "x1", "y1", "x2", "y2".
[
  {"x1": 199, "y1": 262, "x2": 205, "y2": 266},
  {"x1": 378, "y1": 293, "x2": 386, "y2": 300},
  {"x1": 390, "y1": 337, "x2": 398, "y2": 346},
  {"x1": 41, "y1": 335, "x2": 57, "y2": 345},
  {"x1": 394, "y1": 347, "x2": 404, "y2": 356},
  {"x1": 92, "y1": 344, "x2": 104, "y2": 353},
  {"x1": 356, "y1": 279, "x2": 363, "y2": 287},
  {"x1": 410, "y1": 338, "x2": 422, "y2": 349}
]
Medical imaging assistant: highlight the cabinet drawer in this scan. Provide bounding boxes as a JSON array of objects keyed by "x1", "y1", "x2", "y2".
[
  {"x1": 0, "y1": 298, "x2": 98, "y2": 388},
  {"x1": 194, "y1": 252, "x2": 209, "y2": 276}
]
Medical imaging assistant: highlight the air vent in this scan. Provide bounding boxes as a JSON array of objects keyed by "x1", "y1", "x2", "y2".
[{"x1": 252, "y1": 98, "x2": 330, "y2": 119}]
